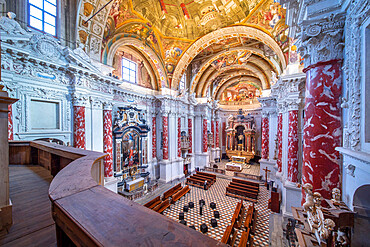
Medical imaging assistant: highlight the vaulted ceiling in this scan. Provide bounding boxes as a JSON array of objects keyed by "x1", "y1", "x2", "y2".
[{"x1": 77, "y1": 0, "x2": 292, "y2": 102}]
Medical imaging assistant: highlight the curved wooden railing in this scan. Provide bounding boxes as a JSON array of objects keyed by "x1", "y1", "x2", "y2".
[{"x1": 10, "y1": 141, "x2": 224, "y2": 246}]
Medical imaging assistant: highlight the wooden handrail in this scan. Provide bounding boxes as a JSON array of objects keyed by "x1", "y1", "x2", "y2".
[{"x1": 10, "y1": 141, "x2": 225, "y2": 246}]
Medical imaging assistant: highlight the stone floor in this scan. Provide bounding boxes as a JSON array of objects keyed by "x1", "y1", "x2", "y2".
[{"x1": 161, "y1": 176, "x2": 271, "y2": 246}]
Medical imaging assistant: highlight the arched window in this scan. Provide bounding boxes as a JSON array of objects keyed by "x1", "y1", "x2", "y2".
[
  {"x1": 28, "y1": 0, "x2": 57, "y2": 36},
  {"x1": 122, "y1": 57, "x2": 137, "y2": 84}
]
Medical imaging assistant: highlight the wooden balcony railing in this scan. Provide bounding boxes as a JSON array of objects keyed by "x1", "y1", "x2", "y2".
[{"x1": 9, "y1": 141, "x2": 224, "y2": 246}]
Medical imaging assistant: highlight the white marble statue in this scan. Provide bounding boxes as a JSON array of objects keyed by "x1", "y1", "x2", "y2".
[
  {"x1": 73, "y1": 42, "x2": 91, "y2": 63},
  {"x1": 0, "y1": 12, "x2": 28, "y2": 35},
  {"x1": 331, "y1": 187, "x2": 341, "y2": 204}
]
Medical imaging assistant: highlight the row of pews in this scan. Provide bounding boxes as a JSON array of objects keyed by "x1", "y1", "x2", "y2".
[
  {"x1": 226, "y1": 178, "x2": 260, "y2": 202},
  {"x1": 144, "y1": 183, "x2": 190, "y2": 214},
  {"x1": 221, "y1": 200, "x2": 257, "y2": 247},
  {"x1": 186, "y1": 171, "x2": 216, "y2": 190}
]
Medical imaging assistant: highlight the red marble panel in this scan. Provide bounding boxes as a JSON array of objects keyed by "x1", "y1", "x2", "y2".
[
  {"x1": 261, "y1": 117, "x2": 269, "y2": 159},
  {"x1": 216, "y1": 121, "x2": 220, "y2": 148},
  {"x1": 162, "y1": 116, "x2": 169, "y2": 160},
  {"x1": 188, "y1": 118, "x2": 192, "y2": 154},
  {"x1": 152, "y1": 117, "x2": 157, "y2": 158},
  {"x1": 277, "y1": 113, "x2": 283, "y2": 173},
  {"x1": 202, "y1": 119, "x2": 208, "y2": 153},
  {"x1": 288, "y1": 110, "x2": 299, "y2": 183},
  {"x1": 302, "y1": 60, "x2": 342, "y2": 199},
  {"x1": 222, "y1": 122, "x2": 226, "y2": 147},
  {"x1": 8, "y1": 104, "x2": 13, "y2": 140},
  {"x1": 103, "y1": 110, "x2": 113, "y2": 177},
  {"x1": 178, "y1": 117, "x2": 181, "y2": 157},
  {"x1": 73, "y1": 106, "x2": 86, "y2": 149}
]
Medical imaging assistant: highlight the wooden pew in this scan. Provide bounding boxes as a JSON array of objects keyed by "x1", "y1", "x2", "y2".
[
  {"x1": 192, "y1": 174, "x2": 214, "y2": 185},
  {"x1": 186, "y1": 176, "x2": 210, "y2": 190},
  {"x1": 238, "y1": 228, "x2": 250, "y2": 247},
  {"x1": 244, "y1": 204, "x2": 257, "y2": 234},
  {"x1": 221, "y1": 225, "x2": 233, "y2": 245},
  {"x1": 226, "y1": 186, "x2": 258, "y2": 202},
  {"x1": 163, "y1": 183, "x2": 182, "y2": 200},
  {"x1": 143, "y1": 196, "x2": 161, "y2": 209},
  {"x1": 232, "y1": 178, "x2": 259, "y2": 189},
  {"x1": 197, "y1": 171, "x2": 216, "y2": 180},
  {"x1": 229, "y1": 182, "x2": 259, "y2": 196},
  {"x1": 230, "y1": 181, "x2": 259, "y2": 193},
  {"x1": 153, "y1": 198, "x2": 171, "y2": 214},
  {"x1": 172, "y1": 185, "x2": 190, "y2": 204}
]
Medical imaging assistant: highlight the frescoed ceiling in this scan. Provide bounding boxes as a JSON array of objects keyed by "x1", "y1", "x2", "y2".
[{"x1": 77, "y1": 0, "x2": 290, "y2": 98}]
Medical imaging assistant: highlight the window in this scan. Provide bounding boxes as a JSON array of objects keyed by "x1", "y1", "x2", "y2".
[
  {"x1": 28, "y1": 0, "x2": 57, "y2": 36},
  {"x1": 122, "y1": 57, "x2": 137, "y2": 83},
  {"x1": 179, "y1": 73, "x2": 186, "y2": 90},
  {"x1": 30, "y1": 99, "x2": 60, "y2": 130}
]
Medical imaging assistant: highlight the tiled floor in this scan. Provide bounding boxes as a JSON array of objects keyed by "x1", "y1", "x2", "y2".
[{"x1": 162, "y1": 176, "x2": 271, "y2": 247}]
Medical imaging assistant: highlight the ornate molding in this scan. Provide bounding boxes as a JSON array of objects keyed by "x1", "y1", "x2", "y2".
[
  {"x1": 72, "y1": 93, "x2": 89, "y2": 107},
  {"x1": 344, "y1": 163, "x2": 356, "y2": 178},
  {"x1": 297, "y1": 13, "x2": 345, "y2": 68}
]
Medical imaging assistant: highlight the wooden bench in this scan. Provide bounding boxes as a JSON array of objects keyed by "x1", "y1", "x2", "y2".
[
  {"x1": 186, "y1": 176, "x2": 210, "y2": 190},
  {"x1": 238, "y1": 228, "x2": 250, "y2": 247},
  {"x1": 231, "y1": 201, "x2": 245, "y2": 229},
  {"x1": 232, "y1": 178, "x2": 259, "y2": 189},
  {"x1": 244, "y1": 204, "x2": 257, "y2": 234},
  {"x1": 221, "y1": 225, "x2": 237, "y2": 246},
  {"x1": 228, "y1": 184, "x2": 258, "y2": 198},
  {"x1": 172, "y1": 185, "x2": 190, "y2": 204},
  {"x1": 226, "y1": 186, "x2": 258, "y2": 202},
  {"x1": 143, "y1": 196, "x2": 161, "y2": 209},
  {"x1": 230, "y1": 181, "x2": 260, "y2": 193},
  {"x1": 153, "y1": 198, "x2": 171, "y2": 214},
  {"x1": 197, "y1": 171, "x2": 216, "y2": 180},
  {"x1": 163, "y1": 183, "x2": 182, "y2": 200},
  {"x1": 192, "y1": 174, "x2": 215, "y2": 185}
]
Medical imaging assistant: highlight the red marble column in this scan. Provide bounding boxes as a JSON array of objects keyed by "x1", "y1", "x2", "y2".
[
  {"x1": 216, "y1": 121, "x2": 219, "y2": 148},
  {"x1": 222, "y1": 122, "x2": 226, "y2": 147},
  {"x1": 8, "y1": 105, "x2": 13, "y2": 140},
  {"x1": 211, "y1": 120, "x2": 215, "y2": 148},
  {"x1": 178, "y1": 117, "x2": 181, "y2": 157},
  {"x1": 302, "y1": 60, "x2": 342, "y2": 199},
  {"x1": 202, "y1": 119, "x2": 208, "y2": 152},
  {"x1": 261, "y1": 116, "x2": 269, "y2": 159},
  {"x1": 103, "y1": 109, "x2": 113, "y2": 177},
  {"x1": 277, "y1": 113, "x2": 283, "y2": 173},
  {"x1": 162, "y1": 116, "x2": 169, "y2": 160},
  {"x1": 188, "y1": 118, "x2": 192, "y2": 154},
  {"x1": 287, "y1": 110, "x2": 299, "y2": 183},
  {"x1": 73, "y1": 106, "x2": 86, "y2": 149},
  {"x1": 152, "y1": 116, "x2": 157, "y2": 158}
]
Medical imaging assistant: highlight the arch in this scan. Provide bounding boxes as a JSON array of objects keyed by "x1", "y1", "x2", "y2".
[
  {"x1": 353, "y1": 184, "x2": 370, "y2": 209},
  {"x1": 190, "y1": 47, "x2": 277, "y2": 94},
  {"x1": 197, "y1": 64, "x2": 267, "y2": 97},
  {"x1": 103, "y1": 35, "x2": 168, "y2": 88},
  {"x1": 172, "y1": 25, "x2": 287, "y2": 89},
  {"x1": 214, "y1": 76, "x2": 261, "y2": 100}
]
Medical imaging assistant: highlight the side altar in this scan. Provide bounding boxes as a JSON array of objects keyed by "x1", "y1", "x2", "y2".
[{"x1": 225, "y1": 109, "x2": 256, "y2": 163}]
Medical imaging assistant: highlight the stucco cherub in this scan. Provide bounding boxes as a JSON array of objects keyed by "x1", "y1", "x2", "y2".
[
  {"x1": 331, "y1": 188, "x2": 341, "y2": 204},
  {"x1": 297, "y1": 183, "x2": 314, "y2": 212}
]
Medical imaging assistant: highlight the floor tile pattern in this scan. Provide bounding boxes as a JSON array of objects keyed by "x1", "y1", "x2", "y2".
[{"x1": 162, "y1": 176, "x2": 271, "y2": 246}]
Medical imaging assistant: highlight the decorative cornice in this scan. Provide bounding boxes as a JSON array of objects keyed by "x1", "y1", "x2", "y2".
[{"x1": 297, "y1": 12, "x2": 346, "y2": 68}]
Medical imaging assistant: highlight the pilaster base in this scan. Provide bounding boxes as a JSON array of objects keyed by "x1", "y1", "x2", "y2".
[
  {"x1": 259, "y1": 159, "x2": 277, "y2": 181},
  {"x1": 282, "y1": 181, "x2": 302, "y2": 217},
  {"x1": 104, "y1": 177, "x2": 119, "y2": 193},
  {"x1": 194, "y1": 152, "x2": 209, "y2": 170},
  {"x1": 159, "y1": 159, "x2": 185, "y2": 183}
]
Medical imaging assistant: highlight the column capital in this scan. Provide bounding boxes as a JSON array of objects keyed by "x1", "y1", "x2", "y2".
[
  {"x1": 72, "y1": 93, "x2": 89, "y2": 107},
  {"x1": 286, "y1": 98, "x2": 303, "y2": 111},
  {"x1": 102, "y1": 101, "x2": 113, "y2": 111},
  {"x1": 297, "y1": 12, "x2": 345, "y2": 68}
]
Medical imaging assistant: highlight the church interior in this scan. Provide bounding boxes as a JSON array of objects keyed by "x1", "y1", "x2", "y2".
[{"x1": 0, "y1": 0, "x2": 369, "y2": 246}]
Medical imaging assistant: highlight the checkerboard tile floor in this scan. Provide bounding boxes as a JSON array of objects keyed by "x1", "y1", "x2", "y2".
[{"x1": 162, "y1": 177, "x2": 271, "y2": 246}]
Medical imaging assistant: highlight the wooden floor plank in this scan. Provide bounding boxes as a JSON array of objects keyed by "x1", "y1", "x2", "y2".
[{"x1": 0, "y1": 165, "x2": 56, "y2": 246}]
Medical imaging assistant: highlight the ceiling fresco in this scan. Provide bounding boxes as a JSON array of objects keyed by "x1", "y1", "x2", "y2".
[{"x1": 77, "y1": 0, "x2": 290, "y2": 96}]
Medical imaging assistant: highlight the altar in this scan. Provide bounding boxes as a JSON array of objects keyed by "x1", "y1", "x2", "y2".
[
  {"x1": 225, "y1": 109, "x2": 256, "y2": 163},
  {"x1": 225, "y1": 156, "x2": 246, "y2": 172},
  {"x1": 125, "y1": 177, "x2": 144, "y2": 192}
]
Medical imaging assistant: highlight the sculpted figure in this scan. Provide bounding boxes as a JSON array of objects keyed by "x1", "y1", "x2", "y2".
[
  {"x1": 0, "y1": 12, "x2": 28, "y2": 35},
  {"x1": 336, "y1": 228, "x2": 349, "y2": 246},
  {"x1": 319, "y1": 218, "x2": 335, "y2": 241},
  {"x1": 301, "y1": 183, "x2": 314, "y2": 212},
  {"x1": 331, "y1": 188, "x2": 341, "y2": 204}
]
